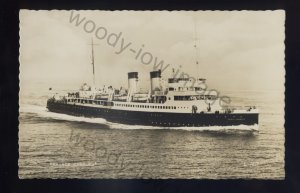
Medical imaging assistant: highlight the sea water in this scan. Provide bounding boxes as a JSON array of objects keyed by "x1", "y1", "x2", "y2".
[{"x1": 18, "y1": 87, "x2": 284, "y2": 179}]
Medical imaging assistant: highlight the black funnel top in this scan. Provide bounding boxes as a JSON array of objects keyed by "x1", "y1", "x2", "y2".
[
  {"x1": 150, "y1": 70, "x2": 161, "y2": 78},
  {"x1": 128, "y1": 72, "x2": 138, "y2": 79}
]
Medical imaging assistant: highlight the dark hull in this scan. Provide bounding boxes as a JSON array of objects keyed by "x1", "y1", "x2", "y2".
[{"x1": 47, "y1": 101, "x2": 258, "y2": 127}]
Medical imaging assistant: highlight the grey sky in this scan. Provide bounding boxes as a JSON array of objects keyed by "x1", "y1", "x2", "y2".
[{"x1": 19, "y1": 10, "x2": 285, "y2": 92}]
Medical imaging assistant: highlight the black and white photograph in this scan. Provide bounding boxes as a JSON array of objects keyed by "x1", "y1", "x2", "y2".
[{"x1": 19, "y1": 10, "x2": 285, "y2": 179}]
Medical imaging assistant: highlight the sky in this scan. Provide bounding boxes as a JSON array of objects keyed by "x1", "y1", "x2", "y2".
[{"x1": 19, "y1": 10, "x2": 285, "y2": 92}]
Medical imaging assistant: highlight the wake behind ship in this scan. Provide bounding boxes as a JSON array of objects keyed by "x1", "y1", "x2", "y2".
[{"x1": 47, "y1": 69, "x2": 259, "y2": 127}]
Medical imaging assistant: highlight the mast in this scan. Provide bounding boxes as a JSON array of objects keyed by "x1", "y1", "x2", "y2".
[
  {"x1": 91, "y1": 38, "x2": 95, "y2": 87},
  {"x1": 89, "y1": 38, "x2": 98, "y2": 87},
  {"x1": 193, "y1": 18, "x2": 200, "y2": 78}
]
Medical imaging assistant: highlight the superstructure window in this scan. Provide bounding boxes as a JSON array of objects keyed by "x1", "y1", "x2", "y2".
[{"x1": 174, "y1": 96, "x2": 197, "y2": 101}]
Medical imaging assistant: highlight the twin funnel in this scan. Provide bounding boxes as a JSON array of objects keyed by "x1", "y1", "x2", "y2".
[{"x1": 127, "y1": 70, "x2": 161, "y2": 94}]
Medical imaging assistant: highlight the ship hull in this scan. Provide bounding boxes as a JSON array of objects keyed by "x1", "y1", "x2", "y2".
[{"x1": 47, "y1": 101, "x2": 258, "y2": 127}]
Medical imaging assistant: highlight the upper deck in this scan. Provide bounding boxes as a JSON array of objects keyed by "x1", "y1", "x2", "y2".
[{"x1": 49, "y1": 95, "x2": 258, "y2": 115}]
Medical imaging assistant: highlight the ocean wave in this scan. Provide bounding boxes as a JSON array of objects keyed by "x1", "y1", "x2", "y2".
[
  {"x1": 107, "y1": 122, "x2": 259, "y2": 132},
  {"x1": 19, "y1": 105, "x2": 107, "y2": 124}
]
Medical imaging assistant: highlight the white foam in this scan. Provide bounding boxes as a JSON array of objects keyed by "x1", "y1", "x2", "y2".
[
  {"x1": 19, "y1": 104, "x2": 107, "y2": 124},
  {"x1": 108, "y1": 122, "x2": 259, "y2": 132}
]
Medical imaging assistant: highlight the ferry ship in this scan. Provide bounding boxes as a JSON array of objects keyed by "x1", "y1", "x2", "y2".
[{"x1": 46, "y1": 40, "x2": 259, "y2": 127}]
